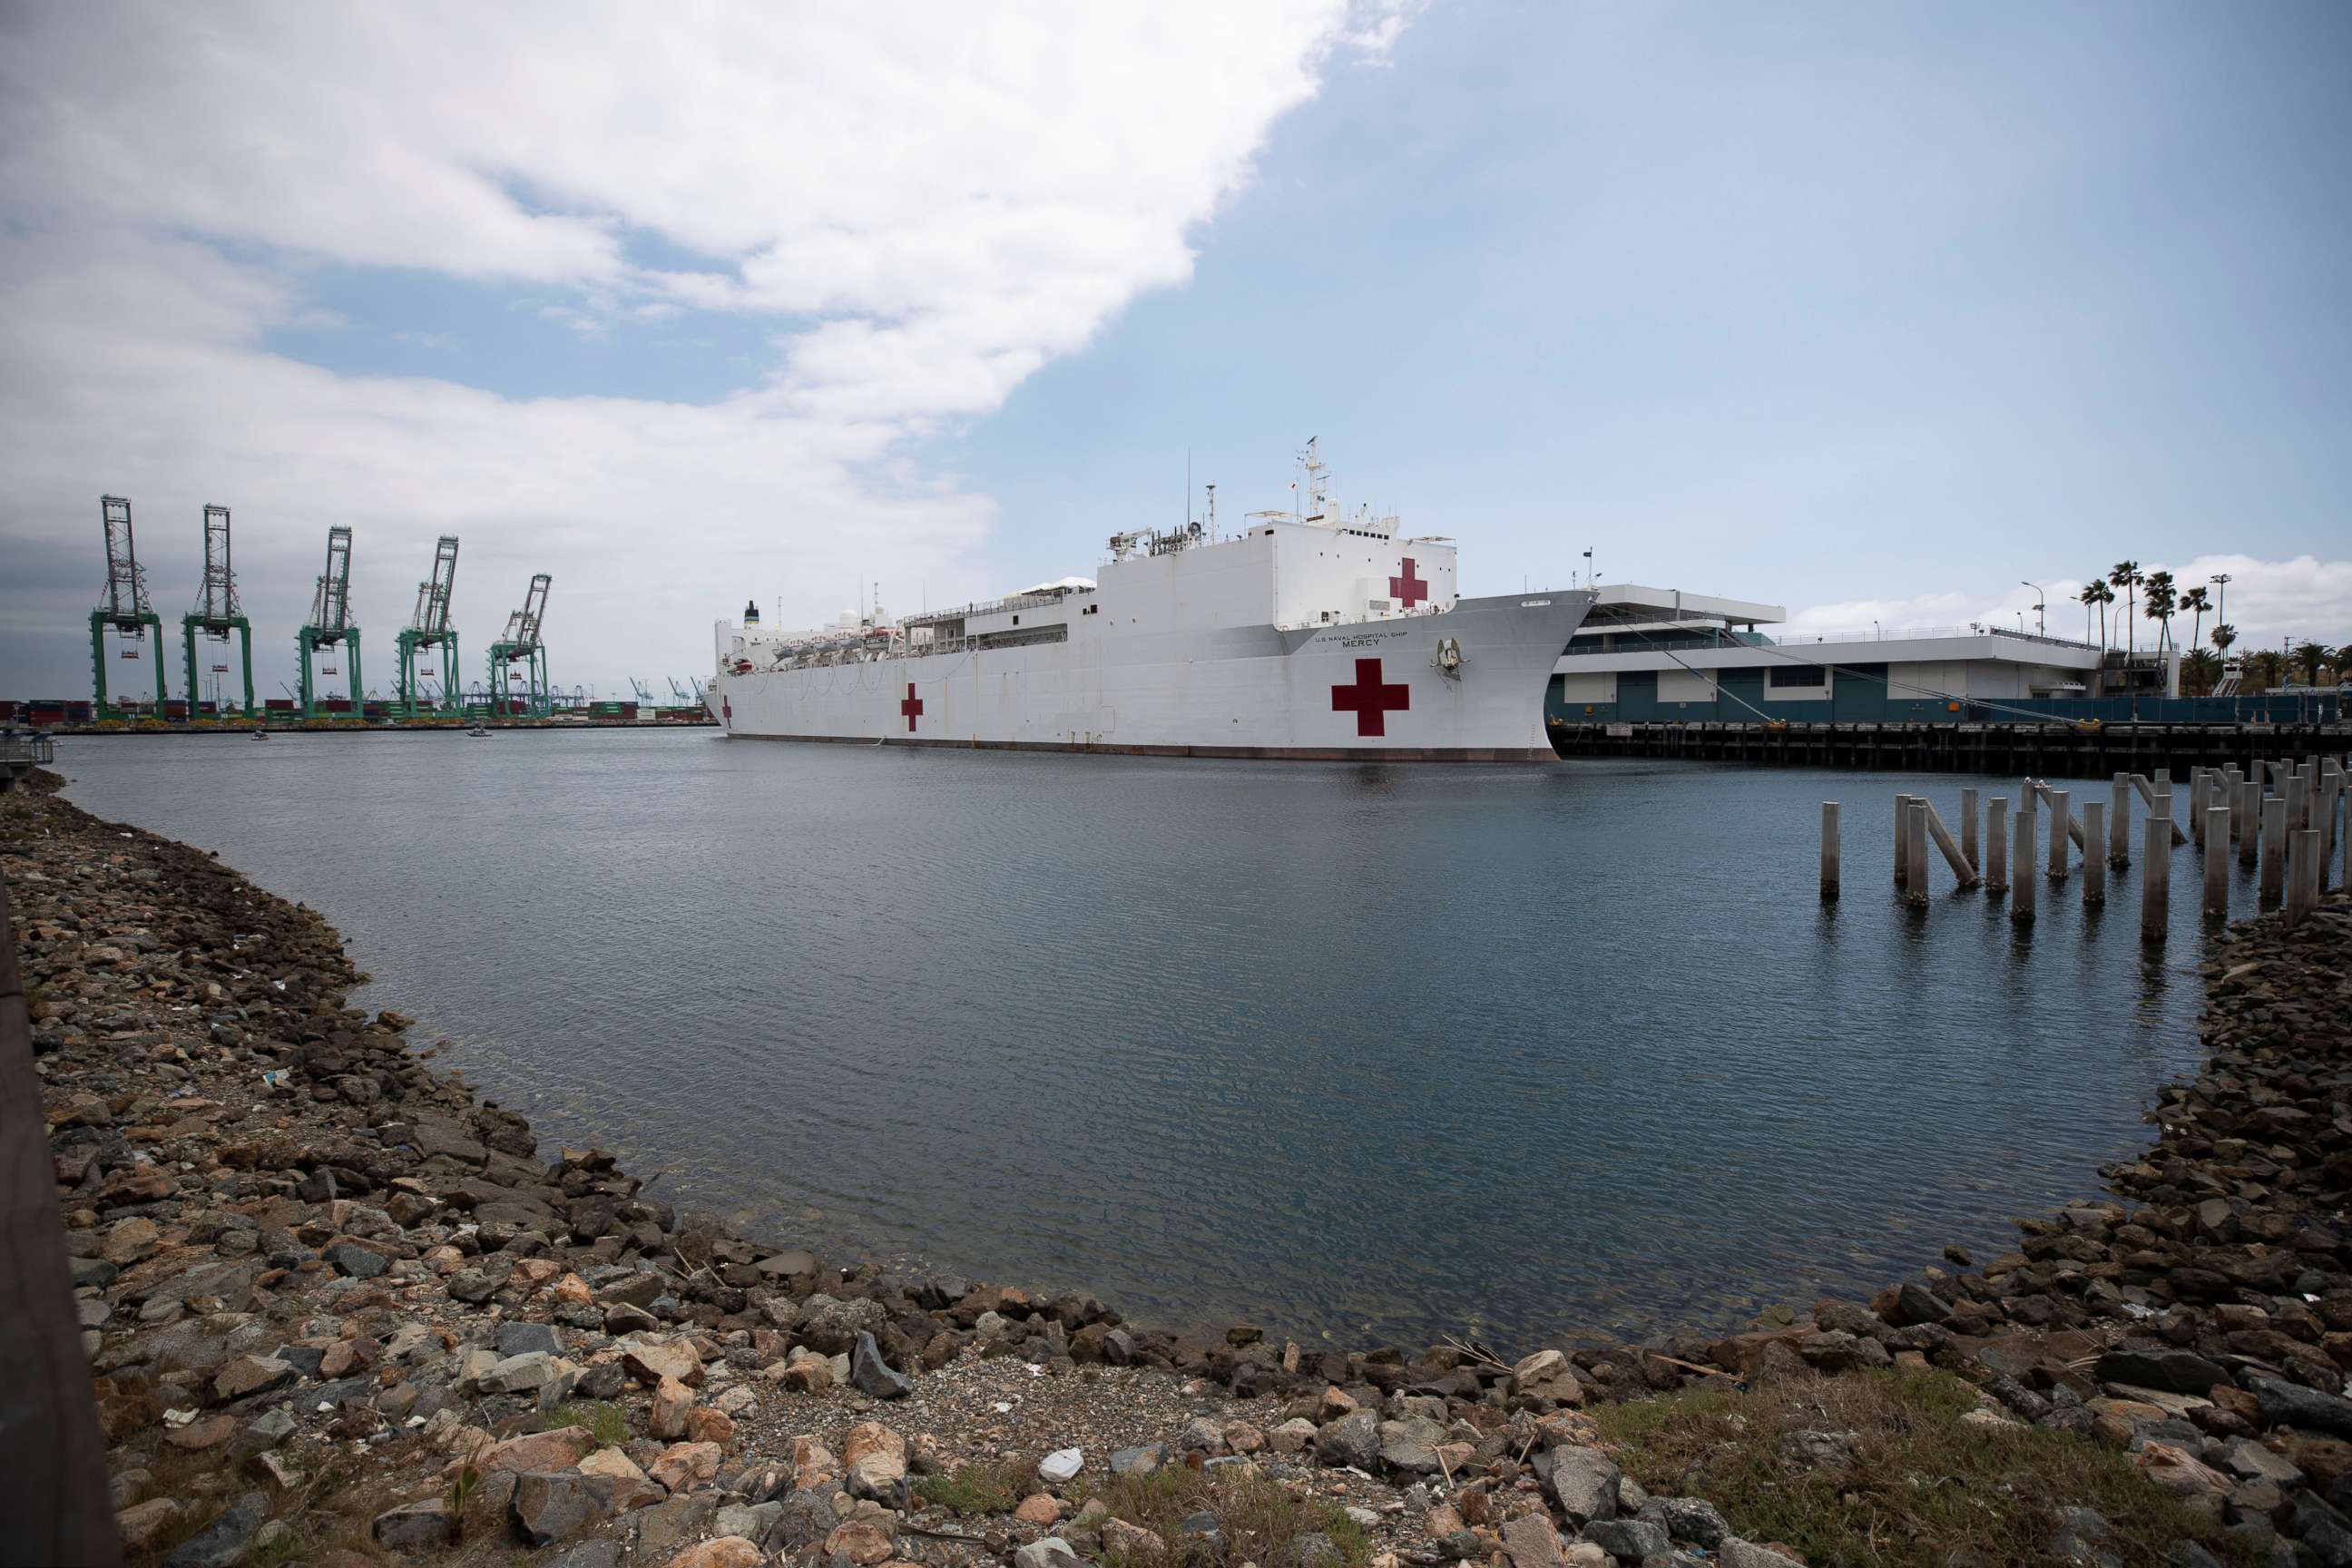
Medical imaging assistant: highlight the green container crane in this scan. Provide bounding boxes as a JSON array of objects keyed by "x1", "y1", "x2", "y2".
[
  {"x1": 89, "y1": 495, "x2": 167, "y2": 719},
  {"x1": 487, "y1": 573, "x2": 552, "y2": 718},
  {"x1": 295, "y1": 525, "x2": 361, "y2": 719},
  {"x1": 394, "y1": 534, "x2": 461, "y2": 717},
  {"x1": 180, "y1": 504, "x2": 255, "y2": 720}
]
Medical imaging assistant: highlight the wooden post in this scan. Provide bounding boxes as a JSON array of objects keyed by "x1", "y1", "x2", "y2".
[
  {"x1": 2286, "y1": 828, "x2": 2319, "y2": 927},
  {"x1": 2205, "y1": 807, "x2": 2231, "y2": 922},
  {"x1": 0, "y1": 872, "x2": 127, "y2": 1566},
  {"x1": 2112, "y1": 773, "x2": 2132, "y2": 864},
  {"x1": 1959, "y1": 787, "x2": 1979, "y2": 874},
  {"x1": 1905, "y1": 799, "x2": 1930, "y2": 905},
  {"x1": 2047, "y1": 789, "x2": 2071, "y2": 879},
  {"x1": 2012, "y1": 804, "x2": 2036, "y2": 922},
  {"x1": 2141, "y1": 816, "x2": 2169, "y2": 940},
  {"x1": 2260, "y1": 795, "x2": 2288, "y2": 903},
  {"x1": 2083, "y1": 800, "x2": 2105, "y2": 905},
  {"x1": 1987, "y1": 798, "x2": 2009, "y2": 894},
  {"x1": 1820, "y1": 802, "x2": 1839, "y2": 900}
]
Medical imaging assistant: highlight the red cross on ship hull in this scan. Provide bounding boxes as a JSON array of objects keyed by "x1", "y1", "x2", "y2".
[
  {"x1": 1388, "y1": 557, "x2": 1429, "y2": 609},
  {"x1": 898, "y1": 683, "x2": 924, "y2": 732},
  {"x1": 1331, "y1": 657, "x2": 1411, "y2": 737}
]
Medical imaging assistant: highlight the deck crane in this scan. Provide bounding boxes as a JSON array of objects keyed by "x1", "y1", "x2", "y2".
[
  {"x1": 180, "y1": 505, "x2": 255, "y2": 719},
  {"x1": 295, "y1": 526, "x2": 361, "y2": 718},
  {"x1": 90, "y1": 495, "x2": 167, "y2": 718},
  {"x1": 486, "y1": 573, "x2": 552, "y2": 717},
  {"x1": 394, "y1": 535, "x2": 462, "y2": 718}
]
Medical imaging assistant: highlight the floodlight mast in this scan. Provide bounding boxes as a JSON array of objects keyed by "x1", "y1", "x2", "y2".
[{"x1": 90, "y1": 495, "x2": 167, "y2": 717}]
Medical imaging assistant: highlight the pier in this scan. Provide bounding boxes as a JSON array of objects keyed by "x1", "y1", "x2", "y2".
[{"x1": 1556, "y1": 719, "x2": 2346, "y2": 779}]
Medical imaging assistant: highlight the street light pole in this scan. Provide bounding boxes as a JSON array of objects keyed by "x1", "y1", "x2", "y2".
[
  {"x1": 2021, "y1": 581, "x2": 2045, "y2": 636},
  {"x1": 2210, "y1": 573, "x2": 2230, "y2": 644}
]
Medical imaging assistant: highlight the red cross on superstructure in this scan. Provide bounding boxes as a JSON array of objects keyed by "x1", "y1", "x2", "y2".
[
  {"x1": 898, "y1": 682, "x2": 924, "y2": 731},
  {"x1": 1388, "y1": 557, "x2": 1429, "y2": 609},
  {"x1": 1331, "y1": 657, "x2": 1411, "y2": 738}
]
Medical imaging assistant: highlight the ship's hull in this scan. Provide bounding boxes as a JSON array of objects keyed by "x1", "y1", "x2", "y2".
[{"x1": 709, "y1": 591, "x2": 1594, "y2": 761}]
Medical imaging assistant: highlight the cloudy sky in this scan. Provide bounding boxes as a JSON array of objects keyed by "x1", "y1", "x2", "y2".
[{"x1": 2, "y1": 2, "x2": 2347, "y2": 702}]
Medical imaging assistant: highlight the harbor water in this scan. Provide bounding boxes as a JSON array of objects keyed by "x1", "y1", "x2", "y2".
[{"x1": 54, "y1": 730, "x2": 2235, "y2": 1350}]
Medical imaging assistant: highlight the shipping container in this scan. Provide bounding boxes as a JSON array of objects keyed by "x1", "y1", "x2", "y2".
[{"x1": 264, "y1": 699, "x2": 298, "y2": 712}]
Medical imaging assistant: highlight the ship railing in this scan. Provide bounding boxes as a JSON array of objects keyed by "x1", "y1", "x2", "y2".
[{"x1": 902, "y1": 586, "x2": 1088, "y2": 629}]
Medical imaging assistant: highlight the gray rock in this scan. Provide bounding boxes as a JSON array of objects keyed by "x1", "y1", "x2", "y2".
[
  {"x1": 1377, "y1": 1416, "x2": 1448, "y2": 1474},
  {"x1": 510, "y1": 1469, "x2": 603, "y2": 1546},
  {"x1": 1719, "y1": 1542, "x2": 1806, "y2": 1568},
  {"x1": 1780, "y1": 1428, "x2": 1857, "y2": 1472},
  {"x1": 163, "y1": 1491, "x2": 270, "y2": 1568},
  {"x1": 1015, "y1": 1540, "x2": 1084, "y2": 1568},
  {"x1": 797, "y1": 1293, "x2": 888, "y2": 1354},
  {"x1": 594, "y1": 1269, "x2": 666, "y2": 1309},
  {"x1": 2254, "y1": 1377, "x2": 2352, "y2": 1437},
  {"x1": 323, "y1": 1242, "x2": 389, "y2": 1279},
  {"x1": 370, "y1": 1498, "x2": 458, "y2": 1553},
  {"x1": 761, "y1": 1487, "x2": 838, "y2": 1551},
  {"x1": 2292, "y1": 1494, "x2": 2352, "y2": 1568},
  {"x1": 497, "y1": 1320, "x2": 563, "y2": 1357},
  {"x1": 2046, "y1": 1506, "x2": 2115, "y2": 1565},
  {"x1": 1798, "y1": 1329, "x2": 1891, "y2": 1372},
  {"x1": 2165, "y1": 1544, "x2": 2224, "y2": 1568},
  {"x1": 1110, "y1": 1443, "x2": 1167, "y2": 1475},
  {"x1": 635, "y1": 1494, "x2": 718, "y2": 1557},
  {"x1": 446, "y1": 1268, "x2": 499, "y2": 1303},
  {"x1": 1290, "y1": 1531, "x2": 1343, "y2": 1568},
  {"x1": 1540, "y1": 1446, "x2": 1621, "y2": 1527},
  {"x1": 851, "y1": 1331, "x2": 912, "y2": 1399},
  {"x1": 1641, "y1": 1496, "x2": 1727, "y2": 1548},
  {"x1": 553, "y1": 1543, "x2": 624, "y2": 1568},
  {"x1": 2096, "y1": 1347, "x2": 2228, "y2": 1395},
  {"x1": 477, "y1": 1350, "x2": 559, "y2": 1395},
  {"x1": 1315, "y1": 1410, "x2": 1382, "y2": 1471},
  {"x1": 1581, "y1": 1517, "x2": 1670, "y2": 1563},
  {"x1": 715, "y1": 1501, "x2": 784, "y2": 1540},
  {"x1": 2221, "y1": 1437, "x2": 2305, "y2": 1486}
]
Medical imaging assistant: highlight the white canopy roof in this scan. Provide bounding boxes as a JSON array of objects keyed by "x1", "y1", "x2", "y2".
[{"x1": 1018, "y1": 576, "x2": 1096, "y2": 595}]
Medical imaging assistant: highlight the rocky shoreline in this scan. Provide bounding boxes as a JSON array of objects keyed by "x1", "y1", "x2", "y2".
[{"x1": 9, "y1": 769, "x2": 2352, "y2": 1568}]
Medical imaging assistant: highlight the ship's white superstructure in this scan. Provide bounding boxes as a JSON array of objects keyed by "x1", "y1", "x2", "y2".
[{"x1": 709, "y1": 445, "x2": 1593, "y2": 761}]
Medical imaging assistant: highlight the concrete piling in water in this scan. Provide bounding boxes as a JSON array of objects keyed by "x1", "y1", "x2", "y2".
[
  {"x1": 2012, "y1": 805, "x2": 2035, "y2": 923},
  {"x1": 1820, "y1": 802, "x2": 1839, "y2": 900},
  {"x1": 2205, "y1": 807, "x2": 2231, "y2": 923},
  {"x1": 2141, "y1": 816, "x2": 2169, "y2": 940},
  {"x1": 2287, "y1": 828, "x2": 2320, "y2": 928},
  {"x1": 2083, "y1": 800, "x2": 2105, "y2": 905},
  {"x1": 1923, "y1": 799, "x2": 1977, "y2": 887},
  {"x1": 2112, "y1": 774, "x2": 2132, "y2": 864},
  {"x1": 2260, "y1": 795, "x2": 2288, "y2": 904},
  {"x1": 1987, "y1": 798, "x2": 2009, "y2": 894},
  {"x1": 1960, "y1": 787, "x2": 1979, "y2": 874},
  {"x1": 2190, "y1": 769, "x2": 2210, "y2": 848},
  {"x1": 2132, "y1": 772, "x2": 2187, "y2": 845},
  {"x1": 1905, "y1": 799, "x2": 1929, "y2": 906},
  {"x1": 2238, "y1": 780, "x2": 2259, "y2": 864},
  {"x1": 2047, "y1": 789, "x2": 2071, "y2": 879},
  {"x1": 1894, "y1": 795, "x2": 1909, "y2": 890}
]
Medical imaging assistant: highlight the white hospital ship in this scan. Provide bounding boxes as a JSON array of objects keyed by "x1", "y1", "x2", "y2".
[{"x1": 708, "y1": 444, "x2": 1594, "y2": 761}]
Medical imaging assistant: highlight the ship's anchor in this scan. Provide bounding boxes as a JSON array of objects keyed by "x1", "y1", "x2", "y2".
[{"x1": 1433, "y1": 636, "x2": 1465, "y2": 678}]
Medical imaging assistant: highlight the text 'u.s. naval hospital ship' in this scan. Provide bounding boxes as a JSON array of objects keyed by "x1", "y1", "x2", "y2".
[{"x1": 708, "y1": 443, "x2": 1596, "y2": 761}]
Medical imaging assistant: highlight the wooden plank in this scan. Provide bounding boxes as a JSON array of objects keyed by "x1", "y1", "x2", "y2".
[{"x1": 0, "y1": 868, "x2": 124, "y2": 1565}]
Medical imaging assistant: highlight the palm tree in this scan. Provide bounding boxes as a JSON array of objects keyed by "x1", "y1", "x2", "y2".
[
  {"x1": 2337, "y1": 643, "x2": 2352, "y2": 683},
  {"x1": 2211, "y1": 623, "x2": 2237, "y2": 654},
  {"x1": 2179, "y1": 585, "x2": 2210, "y2": 652},
  {"x1": 2078, "y1": 580, "x2": 2113, "y2": 649},
  {"x1": 2295, "y1": 642, "x2": 2328, "y2": 686},
  {"x1": 2143, "y1": 570, "x2": 2176, "y2": 652},
  {"x1": 2109, "y1": 561, "x2": 2141, "y2": 656},
  {"x1": 2248, "y1": 650, "x2": 2284, "y2": 691},
  {"x1": 2182, "y1": 648, "x2": 2219, "y2": 696}
]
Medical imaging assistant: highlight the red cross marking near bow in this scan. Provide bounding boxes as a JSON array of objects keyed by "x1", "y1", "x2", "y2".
[
  {"x1": 899, "y1": 682, "x2": 924, "y2": 731},
  {"x1": 1331, "y1": 657, "x2": 1410, "y2": 738},
  {"x1": 1389, "y1": 556, "x2": 1429, "y2": 609}
]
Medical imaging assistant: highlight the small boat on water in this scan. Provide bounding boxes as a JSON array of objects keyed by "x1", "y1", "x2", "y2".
[
  {"x1": 467, "y1": 724, "x2": 490, "y2": 738},
  {"x1": 251, "y1": 728, "x2": 268, "y2": 740}
]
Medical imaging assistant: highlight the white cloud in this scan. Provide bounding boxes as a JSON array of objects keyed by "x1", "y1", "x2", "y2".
[
  {"x1": 0, "y1": 2, "x2": 1406, "y2": 691},
  {"x1": 1789, "y1": 555, "x2": 2352, "y2": 653}
]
